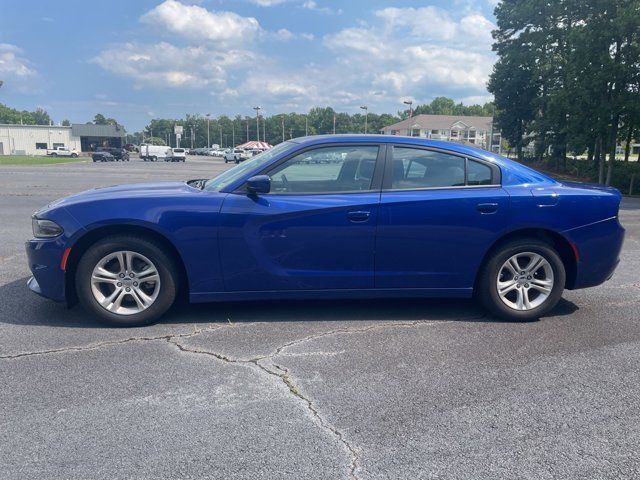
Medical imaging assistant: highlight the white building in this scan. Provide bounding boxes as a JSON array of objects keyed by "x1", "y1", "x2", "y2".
[
  {"x1": 380, "y1": 114, "x2": 501, "y2": 153},
  {"x1": 0, "y1": 123, "x2": 125, "y2": 155}
]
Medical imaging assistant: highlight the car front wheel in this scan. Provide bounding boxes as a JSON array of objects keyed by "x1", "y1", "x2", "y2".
[
  {"x1": 477, "y1": 239, "x2": 566, "y2": 321},
  {"x1": 75, "y1": 235, "x2": 178, "y2": 327}
]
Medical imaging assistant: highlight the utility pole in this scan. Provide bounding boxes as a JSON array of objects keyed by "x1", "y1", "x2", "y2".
[
  {"x1": 246, "y1": 117, "x2": 249, "y2": 142},
  {"x1": 403, "y1": 100, "x2": 413, "y2": 119},
  {"x1": 281, "y1": 114, "x2": 285, "y2": 143},
  {"x1": 206, "y1": 113, "x2": 210, "y2": 148},
  {"x1": 305, "y1": 115, "x2": 308, "y2": 136},
  {"x1": 219, "y1": 125, "x2": 222, "y2": 147},
  {"x1": 333, "y1": 113, "x2": 336, "y2": 134},
  {"x1": 232, "y1": 121, "x2": 235, "y2": 147},
  {"x1": 360, "y1": 105, "x2": 368, "y2": 134},
  {"x1": 263, "y1": 114, "x2": 266, "y2": 144},
  {"x1": 253, "y1": 106, "x2": 261, "y2": 142}
]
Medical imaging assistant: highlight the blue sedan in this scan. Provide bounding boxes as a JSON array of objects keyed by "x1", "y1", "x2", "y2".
[{"x1": 26, "y1": 135, "x2": 625, "y2": 326}]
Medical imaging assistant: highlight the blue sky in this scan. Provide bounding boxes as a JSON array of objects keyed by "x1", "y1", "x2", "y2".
[{"x1": 0, "y1": 0, "x2": 498, "y2": 131}]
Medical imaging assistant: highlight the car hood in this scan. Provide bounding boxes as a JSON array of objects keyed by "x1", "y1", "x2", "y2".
[{"x1": 44, "y1": 181, "x2": 200, "y2": 210}]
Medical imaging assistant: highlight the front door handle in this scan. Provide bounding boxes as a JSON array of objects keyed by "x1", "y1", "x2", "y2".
[
  {"x1": 348, "y1": 210, "x2": 371, "y2": 222},
  {"x1": 476, "y1": 203, "x2": 498, "y2": 214}
]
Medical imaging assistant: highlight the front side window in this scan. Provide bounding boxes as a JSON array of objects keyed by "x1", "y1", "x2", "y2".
[
  {"x1": 267, "y1": 145, "x2": 379, "y2": 194},
  {"x1": 390, "y1": 147, "x2": 497, "y2": 190}
]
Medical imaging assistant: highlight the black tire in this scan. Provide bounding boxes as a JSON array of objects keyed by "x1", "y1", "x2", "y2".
[
  {"x1": 477, "y1": 239, "x2": 566, "y2": 321},
  {"x1": 152, "y1": 156, "x2": 157, "y2": 162},
  {"x1": 75, "y1": 235, "x2": 178, "y2": 327},
  {"x1": 71, "y1": 153, "x2": 78, "y2": 158}
]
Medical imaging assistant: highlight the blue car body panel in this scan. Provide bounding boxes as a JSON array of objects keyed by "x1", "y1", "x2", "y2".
[{"x1": 25, "y1": 135, "x2": 625, "y2": 305}]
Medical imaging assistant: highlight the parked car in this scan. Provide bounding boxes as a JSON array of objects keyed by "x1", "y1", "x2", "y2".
[
  {"x1": 46, "y1": 146, "x2": 79, "y2": 158},
  {"x1": 26, "y1": 135, "x2": 625, "y2": 327},
  {"x1": 139, "y1": 144, "x2": 171, "y2": 161},
  {"x1": 96, "y1": 147, "x2": 129, "y2": 161},
  {"x1": 124, "y1": 144, "x2": 139, "y2": 152},
  {"x1": 91, "y1": 152, "x2": 115, "y2": 162},
  {"x1": 224, "y1": 148, "x2": 250, "y2": 163},
  {"x1": 165, "y1": 148, "x2": 186, "y2": 162}
]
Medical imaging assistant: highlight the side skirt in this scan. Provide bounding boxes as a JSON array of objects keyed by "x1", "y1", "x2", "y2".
[{"x1": 190, "y1": 288, "x2": 473, "y2": 304}]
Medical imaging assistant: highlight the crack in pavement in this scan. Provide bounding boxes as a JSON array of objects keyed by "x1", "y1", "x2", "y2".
[
  {"x1": 168, "y1": 318, "x2": 463, "y2": 480},
  {"x1": 0, "y1": 324, "x2": 225, "y2": 360}
]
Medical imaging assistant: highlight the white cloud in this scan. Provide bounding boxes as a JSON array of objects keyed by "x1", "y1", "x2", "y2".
[
  {"x1": 141, "y1": 0, "x2": 261, "y2": 45},
  {"x1": 92, "y1": 42, "x2": 255, "y2": 89},
  {"x1": 302, "y1": 1, "x2": 342, "y2": 15},
  {"x1": 0, "y1": 43, "x2": 36, "y2": 78},
  {"x1": 250, "y1": 0, "x2": 288, "y2": 5},
  {"x1": 323, "y1": 6, "x2": 496, "y2": 101}
]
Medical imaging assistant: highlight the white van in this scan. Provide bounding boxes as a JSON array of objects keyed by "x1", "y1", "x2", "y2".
[
  {"x1": 139, "y1": 144, "x2": 171, "y2": 161},
  {"x1": 166, "y1": 148, "x2": 186, "y2": 162}
]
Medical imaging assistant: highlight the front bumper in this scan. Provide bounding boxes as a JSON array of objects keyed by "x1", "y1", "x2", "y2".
[{"x1": 25, "y1": 239, "x2": 67, "y2": 302}]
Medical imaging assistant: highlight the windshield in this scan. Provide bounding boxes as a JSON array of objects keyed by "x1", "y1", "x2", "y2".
[{"x1": 204, "y1": 141, "x2": 295, "y2": 191}]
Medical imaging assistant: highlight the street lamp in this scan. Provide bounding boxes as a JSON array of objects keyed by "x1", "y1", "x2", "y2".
[
  {"x1": 360, "y1": 105, "x2": 368, "y2": 134},
  {"x1": 403, "y1": 100, "x2": 413, "y2": 119},
  {"x1": 305, "y1": 115, "x2": 308, "y2": 136},
  {"x1": 253, "y1": 106, "x2": 261, "y2": 142},
  {"x1": 205, "y1": 113, "x2": 210, "y2": 148}
]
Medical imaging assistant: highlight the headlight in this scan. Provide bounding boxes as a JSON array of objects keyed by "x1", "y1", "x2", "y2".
[{"x1": 32, "y1": 217, "x2": 63, "y2": 238}]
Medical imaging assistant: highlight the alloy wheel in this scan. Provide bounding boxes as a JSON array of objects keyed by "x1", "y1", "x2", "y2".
[
  {"x1": 496, "y1": 252, "x2": 554, "y2": 311},
  {"x1": 90, "y1": 250, "x2": 161, "y2": 315}
]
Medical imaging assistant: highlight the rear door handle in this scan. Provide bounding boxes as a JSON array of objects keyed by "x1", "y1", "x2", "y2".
[
  {"x1": 348, "y1": 210, "x2": 371, "y2": 222},
  {"x1": 476, "y1": 203, "x2": 498, "y2": 214}
]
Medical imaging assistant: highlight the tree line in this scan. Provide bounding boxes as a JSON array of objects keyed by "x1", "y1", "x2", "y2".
[
  {"x1": 489, "y1": 0, "x2": 640, "y2": 186},
  {"x1": 130, "y1": 97, "x2": 496, "y2": 149}
]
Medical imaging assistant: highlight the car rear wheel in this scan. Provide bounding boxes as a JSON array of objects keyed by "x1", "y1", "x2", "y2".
[
  {"x1": 75, "y1": 235, "x2": 177, "y2": 327},
  {"x1": 477, "y1": 239, "x2": 565, "y2": 321}
]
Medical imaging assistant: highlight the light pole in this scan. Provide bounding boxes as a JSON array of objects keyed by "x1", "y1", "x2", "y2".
[
  {"x1": 219, "y1": 125, "x2": 223, "y2": 147},
  {"x1": 205, "y1": 113, "x2": 210, "y2": 148},
  {"x1": 232, "y1": 121, "x2": 235, "y2": 147},
  {"x1": 403, "y1": 100, "x2": 413, "y2": 119},
  {"x1": 360, "y1": 105, "x2": 368, "y2": 134},
  {"x1": 246, "y1": 117, "x2": 249, "y2": 143},
  {"x1": 253, "y1": 106, "x2": 261, "y2": 142},
  {"x1": 333, "y1": 113, "x2": 336, "y2": 134},
  {"x1": 305, "y1": 115, "x2": 308, "y2": 136},
  {"x1": 281, "y1": 114, "x2": 285, "y2": 143}
]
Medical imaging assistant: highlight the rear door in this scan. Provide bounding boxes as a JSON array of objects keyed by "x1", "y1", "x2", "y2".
[
  {"x1": 219, "y1": 144, "x2": 385, "y2": 292},
  {"x1": 376, "y1": 145, "x2": 511, "y2": 290}
]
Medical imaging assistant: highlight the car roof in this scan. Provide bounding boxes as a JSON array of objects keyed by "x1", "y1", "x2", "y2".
[{"x1": 288, "y1": 134, "x2": 556, "y2": 187}]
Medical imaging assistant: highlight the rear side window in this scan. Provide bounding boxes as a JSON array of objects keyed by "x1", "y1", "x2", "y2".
[
  {"x1": 392, "y1": 148, "x2": 465, "y2": 189},
  {"x1": 390, "y1": 147, "x2": 497, "y2": 190},
  {"x1": 467, "y1": 159, "x2": 493, "y2": 185}
]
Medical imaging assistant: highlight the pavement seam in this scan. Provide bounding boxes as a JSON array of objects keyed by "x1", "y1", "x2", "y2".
[
  {"x1": 168, "y1": 318, "x2": 455, "y2": 480},
  {"x1": 0, "y1": 324, "x2": 224, "y2": 359}
]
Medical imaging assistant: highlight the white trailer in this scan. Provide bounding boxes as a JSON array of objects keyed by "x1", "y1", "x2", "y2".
[{"x1": 139, "y1": 144, "x2": 171, "y2": 161}]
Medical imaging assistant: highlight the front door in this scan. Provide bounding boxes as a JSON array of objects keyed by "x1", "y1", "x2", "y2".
[
  {"x1": 375, "y1": 145, "x2": 511, "y2": 290},
  {"x1": 219, "y1": 144, "x2": 384, "y2": 292}
]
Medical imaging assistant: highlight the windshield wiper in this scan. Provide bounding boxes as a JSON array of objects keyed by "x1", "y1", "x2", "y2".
[{"x1": 186, "y1": 179, "x2": 208, "y2": 190}]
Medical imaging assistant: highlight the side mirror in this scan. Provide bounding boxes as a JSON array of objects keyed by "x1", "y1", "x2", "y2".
[{"x1": 246, "y1": 175, "x2": 271, "y2": 195}]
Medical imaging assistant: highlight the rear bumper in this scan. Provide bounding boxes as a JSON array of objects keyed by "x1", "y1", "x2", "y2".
[
  {"x1": 564, "y1": 217, "x2": 625, "y2": 289},
  {"x1": 25, "y1": 239, "x2": 67, "y2": 302}
]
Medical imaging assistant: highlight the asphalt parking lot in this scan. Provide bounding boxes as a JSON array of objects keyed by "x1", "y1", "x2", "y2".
[{"x1": 1, "y1": 157, "x2": 639, "y2": 479}]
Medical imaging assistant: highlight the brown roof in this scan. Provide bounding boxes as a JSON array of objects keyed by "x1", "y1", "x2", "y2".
[{"x1": 381, "y1": 114, "x2": 493, "y2": 132}]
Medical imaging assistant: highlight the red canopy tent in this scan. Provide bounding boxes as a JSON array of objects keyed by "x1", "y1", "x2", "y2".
[{"x1": 237, "y1": 141, "x2": 272, "y2": 150}]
